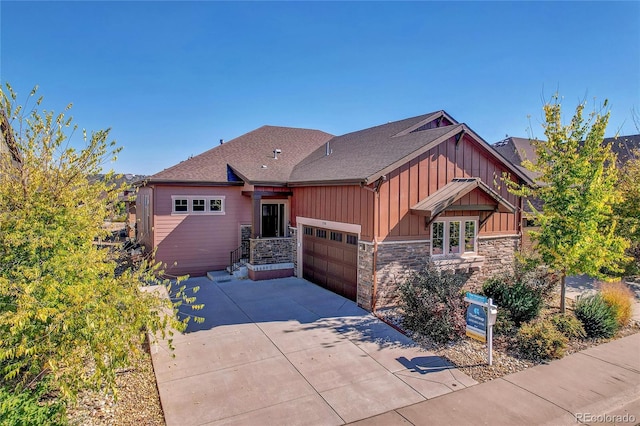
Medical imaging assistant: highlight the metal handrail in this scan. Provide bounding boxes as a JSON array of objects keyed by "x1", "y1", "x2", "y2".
[{"x1": 229, "y1": 241, "x2": 249, "y2": 274}]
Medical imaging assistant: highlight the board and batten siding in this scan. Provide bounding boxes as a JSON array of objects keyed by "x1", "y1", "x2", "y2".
[
  {"x1": 376, "y1": 134, "x2": 519, "y2": 240},
  {"x1": 291, "y1": 185, "x2": 375, "y2": 241},
  {"x1": 152, "y1": 185, "x2": 251, "y2": 276}
]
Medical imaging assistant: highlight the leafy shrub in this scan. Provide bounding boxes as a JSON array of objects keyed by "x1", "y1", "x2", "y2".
[
  {"x1": 492, "y1": 309, "x2": 517, "y2": 335},
  {"x1": 600, "y1": 282, "x2": 634, "y2": 327},
  {"x1": 550, "y1": 313, "x2": 586, "y2": 339},
  {"x1": 399, "y1": 264, "x2": 468, "y2": 343},
  {"x1": 574, "y1": 294, "x2": 619, "y2": 338},
  {"x1": 482, "y1": 278, "x2": 543, "y2": 326},
  {"x1": 517, "y1": 319, "x2": 568, "y2": 360},
  {"x1": 0, "y1": 383, "x2": 66, "y2": 426},
  {"x1": 481, "y1": 256, "x2": 557, "y2": 326}
]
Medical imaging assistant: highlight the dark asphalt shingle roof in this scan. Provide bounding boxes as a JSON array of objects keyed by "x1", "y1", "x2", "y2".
[
  {"x1": 149, "y1": 126, "x2": 333, "y2": 184},
  {"x1": 493, "y1": 134, "x2": 640, "y2": 179},
  {"x1": 289, "y1": 111, "x2": 460, "y2": 184}
]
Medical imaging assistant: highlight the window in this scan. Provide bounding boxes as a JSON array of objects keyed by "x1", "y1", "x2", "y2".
[
  {"x1": 172, "y1": 196, "x2": 225, "y2": 215},
  {"x1": 210, "y1": 199, "x2": 222, "y2": 212},
  {"x1": 464, "y1": 221, "x2": 476, "y2": 252},
  {"x1": 431, "y1": 217, "x2": 478, "y2": 256},
  {"x1": 174, "y1": 199, "x2": 188, "y2": 212},
  {"x1": 432, "y1": 222, "x2": 444, "y2": 254},
  {"x1": 449, "y1": 221, "x2": 461, "y2": 254},
  {"x1": 330, "y1": 231, "x2": 342, "y2": 242},
  {"x1": 304, "y1": 226, "x2": 313, "y2": 236},
  {"x1": 316, "y1": 229, "x2": 327, "y2": 239},
  {"x1": 192, "y1": 199, "x2": 205, "y2": 211},
  {"x1": 346, "y1": 234, "x2": 358, "y2": 245}
]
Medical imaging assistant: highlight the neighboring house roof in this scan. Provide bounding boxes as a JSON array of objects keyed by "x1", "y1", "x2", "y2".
[
  {"x1": 492, "y1": 137, "x2": 539, "y2": 181},
  {"x1": 149, "y1": 126, "x2": 333, "y2": 185},
  {"x1": 493, "y1": 134, "x2": 640, "y2": 176},
  {"x1": 605, "y1": 134, "x2": 640, "y2": 164},
  {"x1": 492, "y1": 134, "x2": 640, "y2": 214},
  {"x1": 289, "y1": 111, "x2": 532, "y2": 186},
  {"x1": 410, "y1": 177, "x2": 516, "y2": 219}
]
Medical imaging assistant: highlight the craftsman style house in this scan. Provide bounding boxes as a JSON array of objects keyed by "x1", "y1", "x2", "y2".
[{"x1": 139, "y1": 111, "x2": 532, "y2": 311}]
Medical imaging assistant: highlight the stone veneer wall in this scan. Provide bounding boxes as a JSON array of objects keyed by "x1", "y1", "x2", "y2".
[
  {"x1": 357, "y1": 243, "x2": 375, "y2": 311},
  {"x1": 289, "y1": 227, "x2": 298, "y2": 276},
  {"x1": 467, "y1": 235, "x2": 519, "y2": 290},
  {"x1": 250, "y1": 237, "x2": 294, "y2": 265},
  {"x1": 374, "y1": 241, "x2": 431, "y2": 310},
  {"x1": 371, "y1": 235, "x2": 520, "y2": 312},
  {"x1": 241, "y1": 225, "x2": 252, "y2": 246}
]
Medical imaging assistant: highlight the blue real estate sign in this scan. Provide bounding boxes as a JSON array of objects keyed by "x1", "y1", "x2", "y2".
[{"x1": 466, "y1": 302, "x2": 487, "y2": 342}]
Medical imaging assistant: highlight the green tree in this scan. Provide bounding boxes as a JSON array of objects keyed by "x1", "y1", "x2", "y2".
[
  {"x1": 0, "y1": 83, "x2": 202, "y2": 403},
  {"x1": 614, "y1": 148, "x2": 640, "y2": 275},
  {"x1": 507, "y1": 95, "x2": 629, "y2": 313}
]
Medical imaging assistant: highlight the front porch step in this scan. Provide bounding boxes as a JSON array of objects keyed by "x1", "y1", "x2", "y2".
[{"x1": 207, "y1": 270, "x2": 233, "y2": 283}]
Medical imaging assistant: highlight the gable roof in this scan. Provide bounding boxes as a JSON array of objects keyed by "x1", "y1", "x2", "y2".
[
  {"x1": 410, "y1": 177, "x2": 516, "y2": 219},
  {"x1": 149, "y1": 126, "x2": 333, "y2": 185},
  {"x1": 289, "y1": 111, "x2": 533, "y2": 186}
]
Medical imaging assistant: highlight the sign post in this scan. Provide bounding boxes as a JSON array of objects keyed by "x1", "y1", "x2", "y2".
[{"x1": 464, "y1": 292, "x2": 498, "y2": 366}]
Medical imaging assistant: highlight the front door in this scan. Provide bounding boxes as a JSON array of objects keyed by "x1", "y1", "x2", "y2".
[{"x1": 261, "y1": 203, "x2": 286, "y2": 237}]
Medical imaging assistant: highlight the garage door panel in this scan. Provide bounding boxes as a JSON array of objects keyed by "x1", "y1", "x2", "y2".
[{"x1": 303, "y1": 226, "x2": 357, "y2": 301}]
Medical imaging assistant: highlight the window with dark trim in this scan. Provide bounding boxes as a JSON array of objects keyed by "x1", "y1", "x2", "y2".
[{"x1": 346, "y1": 234, "x2": 358, "y2": 245}]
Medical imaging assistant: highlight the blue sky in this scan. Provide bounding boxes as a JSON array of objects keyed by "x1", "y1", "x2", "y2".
[{"x1": 1, "y1": 1, "x2": 639, "y2": 175}]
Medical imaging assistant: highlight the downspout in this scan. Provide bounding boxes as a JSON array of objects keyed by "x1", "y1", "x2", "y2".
[{"x1": 372, "y1": 186, "x2": 381, "y2": 312}]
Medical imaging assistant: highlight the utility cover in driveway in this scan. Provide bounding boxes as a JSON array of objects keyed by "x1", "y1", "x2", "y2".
[{"x1": 302, "y1": 225, "x2": 358, "y2": 301}]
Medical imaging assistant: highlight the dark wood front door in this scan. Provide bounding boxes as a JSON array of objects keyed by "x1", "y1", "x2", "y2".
[
  {"x1": 262, "y1": 203, "x2": 285, "y2": 237},
  {"x1": 302, "y1": 226, "x2": 358, "y2": 301}
]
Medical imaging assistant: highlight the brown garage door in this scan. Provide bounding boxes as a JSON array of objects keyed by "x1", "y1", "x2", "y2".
[{"x1": 302, "y1": 226, "x2": 358, "y2": 301}]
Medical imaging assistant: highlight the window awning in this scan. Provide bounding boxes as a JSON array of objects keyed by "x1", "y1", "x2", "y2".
[{"x1": 410, "y1": 177, "x2": 516, "y2": 219}]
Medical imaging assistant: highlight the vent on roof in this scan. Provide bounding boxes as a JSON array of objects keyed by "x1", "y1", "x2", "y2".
[
  {"x1": 325, "y1": 141, "x2": 332, "y2": 156},
  {"x1": 273, "y1": 149, "x2": 282, "y2": 159}
]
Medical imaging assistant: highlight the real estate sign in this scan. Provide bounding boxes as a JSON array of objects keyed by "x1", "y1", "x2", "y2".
[
  {"x1": 464, "y1": 292, "x2": 498, "y2": 365},
  {"x1": 466, "y1": 302, "x2": 487, "y2": 342}
]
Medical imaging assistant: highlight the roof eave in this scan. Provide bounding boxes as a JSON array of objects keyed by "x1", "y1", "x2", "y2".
[
  {"x1": 144, "y1": 179, "x2": 244, "y2": 187},
  {"x1": 287, "y1": 178, "x2": 366, "y2": 187}
]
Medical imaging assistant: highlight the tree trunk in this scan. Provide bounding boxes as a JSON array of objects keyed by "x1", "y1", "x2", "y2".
[{"x1": 560, "y1": 272, "x2": 566, "y2": 314}]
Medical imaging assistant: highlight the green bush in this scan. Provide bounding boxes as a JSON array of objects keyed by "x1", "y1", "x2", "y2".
[
  {"x1": 492, "y1": 309, "x2": 517, "y2": 335},
  {"x1": 517, "y1": 319, "x2": 568, "y2": 360},
  {"x1": 481, "y1": 257, "x2": 557, "y2": 327},
  {"x1": 574, "y1": 294, "x2": 619, "y2": 338},
  {"x1": 550, "y1": 313, "x2": 586, "y2": 339},
  {"x1": 482, "y1": 278, "x2": 543, "y2": 326},
  {"x1": 399, "y1": 264, "x2": 468, "y2": 343},
  {"x1": 0, "y1": 383, "x2": 66, "y2": 426}
]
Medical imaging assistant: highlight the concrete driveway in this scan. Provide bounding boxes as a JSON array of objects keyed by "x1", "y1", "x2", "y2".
[{"x1": 150, "y1": 276, "x2": 477, "y2": 425}]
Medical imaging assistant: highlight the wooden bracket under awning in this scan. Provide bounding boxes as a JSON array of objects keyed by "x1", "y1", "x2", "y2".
[{"x1": 411, "y1": 177, "x2": 516, "y2": 228}]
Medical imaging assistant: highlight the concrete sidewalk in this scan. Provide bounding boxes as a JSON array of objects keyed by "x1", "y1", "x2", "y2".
[{"x1": 352, "y1": 333, "x2": 640, "y2": 425}]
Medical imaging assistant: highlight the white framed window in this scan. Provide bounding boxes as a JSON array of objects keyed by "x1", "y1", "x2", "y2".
[
  {"x1": 431, "y1": 217, "x2": 478, "y2": 256},
  {"x1": 172, "y1": 195, "x2": 225, "y2": 215}
]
